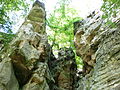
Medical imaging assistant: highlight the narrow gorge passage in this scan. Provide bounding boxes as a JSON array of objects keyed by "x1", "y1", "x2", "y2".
[{"x1": 0, "y1": 0, "x2": 120, "y2": 90}]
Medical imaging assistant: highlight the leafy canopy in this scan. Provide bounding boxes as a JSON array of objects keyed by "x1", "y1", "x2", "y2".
[
  {"x1": 47, "y1": 0, "x2": 81, "y2": 49},
  {"x1": 46, "y1": 0, "x2": 83, "y2": 68},
  {"x1": 0, "y1": 0, "x2": 28, "y2": 33},
  {"x1": 101, "y1": 0, "x2": 120, "y2": 27},
  {"x1": 0, "y1": 0, "x2": 29, "y2": 47}
]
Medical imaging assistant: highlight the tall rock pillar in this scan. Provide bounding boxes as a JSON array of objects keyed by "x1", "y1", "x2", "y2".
[{"x1": 0, "y1": 1, "x2": 53, "y2": 90}]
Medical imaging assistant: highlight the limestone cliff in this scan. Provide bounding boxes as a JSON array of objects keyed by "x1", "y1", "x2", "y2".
[
  {"x1": 2, "y1": 0, "x2": 119, "y2": 90},
  {"x1": 74, "y1": 11, "x2": 120, "y2": 89}
]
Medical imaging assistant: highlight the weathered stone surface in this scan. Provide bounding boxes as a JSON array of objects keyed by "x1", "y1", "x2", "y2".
[
  {"x1": 0, "y1": 1, "x2": 53, "y2": 90},
  {"x1": 0, "y1": 57, "x2": 19, "y2": 90},
  {"x1": 22, "y1": 62, "x2": 53, "y2": 90},
  {"x1": 74, "y1": 12, "x2": 102, "y2": 74},
  {"x1": 13, "y1": 1, "x2": 53, "y2": 89},
  {"x1": 49, "y1": 47, "x2": 77, "y2": 90},
  {"x1": 74, "y1": 11, "x2": 120, "y2": 89},
  {"x1": 0, "y1": 1, "x2": 79, "y2": 89}
]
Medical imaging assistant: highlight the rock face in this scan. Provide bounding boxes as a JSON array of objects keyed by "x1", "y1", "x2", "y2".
[
  {"x1": 0, "y1": 1, "x2": 51, "y2": 90},
  {"x1": 1, "y1": 1, "x2": 120, "y2": 89},
  {"x1": 0, "y1": 56, "x2": 19, "y2": 90},
  {"x1": 0, "y1": 1, "x2": 77, "y2": 90},
  {"x1": 10, "y1": 1, "x2": 53, "y2": 89},
  {"x1": 49, "y1": 47, "x2": 77, "y2": 90},
  {"x1": 57, "y1": 48, "x2": 77, "y2": 90},
  {"x1": 74, "y1": 11, "x2": 120, "y2": 89}
]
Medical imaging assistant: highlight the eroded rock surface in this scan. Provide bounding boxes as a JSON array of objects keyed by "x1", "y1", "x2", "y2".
[
  {"x1": 49, "y1": 47, "x2": 77, "y2": 90},
  {"x1": 0, "y1": 1, "x2": 53, "y2": 90},
  {"x1": 74, "y1": 11, "x2": 120, "y2": 89},
  {"x1": 0, "y1": 1, "x2": 78, "y2": 90},
  {"x1": 74, "y1": 12, "x2": 103, "y2": 74},
  {"x1": 0, "y1": 56, "x2": 19, "y2": 90}
]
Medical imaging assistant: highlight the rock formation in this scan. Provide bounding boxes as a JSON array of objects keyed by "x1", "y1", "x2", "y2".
[
  {"x1": 0, "y1": 1, "x2": 77, "y2": 90},
  {"x1": 0, "y1": 0, "x2": 52, "y2": 90},
  {"x1": 49, "y1": 47, "x2": 77, "y2": 90},
  {"x1": 1, "y1": 0, "x2": 119, "y2": 90},
  {"x1": 74, "y1": 11, "x2": 120, "y2": 89}
]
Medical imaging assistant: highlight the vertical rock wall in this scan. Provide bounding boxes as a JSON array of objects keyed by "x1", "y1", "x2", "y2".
[
  {"x1": 74, "y1": 11, "x2": 120, "y2": 90},
  {"x1": 49, "y1": 47, "x2": 77, "y2": 90}
]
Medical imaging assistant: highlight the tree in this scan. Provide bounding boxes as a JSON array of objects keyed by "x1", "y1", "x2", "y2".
[
  {"x1": 101, "y1": 0, "x2": 120, "y2": 27},
  {"x1": 0, "y1": 0, "x2": 29, "y2": 47},
  {"x1": 46, "y1": 0, "x2": 82, "y2": 68},
  {"x1": 47, "y1": 0, "x2": 81, "y2": 49},
  {"x1": 0, "y1": 0, "x2": 29, "y2": 33}
]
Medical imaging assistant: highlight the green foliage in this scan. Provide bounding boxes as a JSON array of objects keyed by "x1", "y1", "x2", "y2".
[
  {"x1": 0, "y1": 0, "x2": 28, "y2": 32},
  {"x1": 47, "y1": 0, "x2": 82, "y2": 68},
  {"x1": 47, "y1": 0, "x2": 81, "y2": 49},
  {"x1": 0, "y1": 0, "x2": 29, "y2": 46},
  {"x1": 0, "y1": 32, "x2": 15, "y2": 46},
  {"x1": 101, "y1": 0, "x2": 120, "y2": 27}
]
